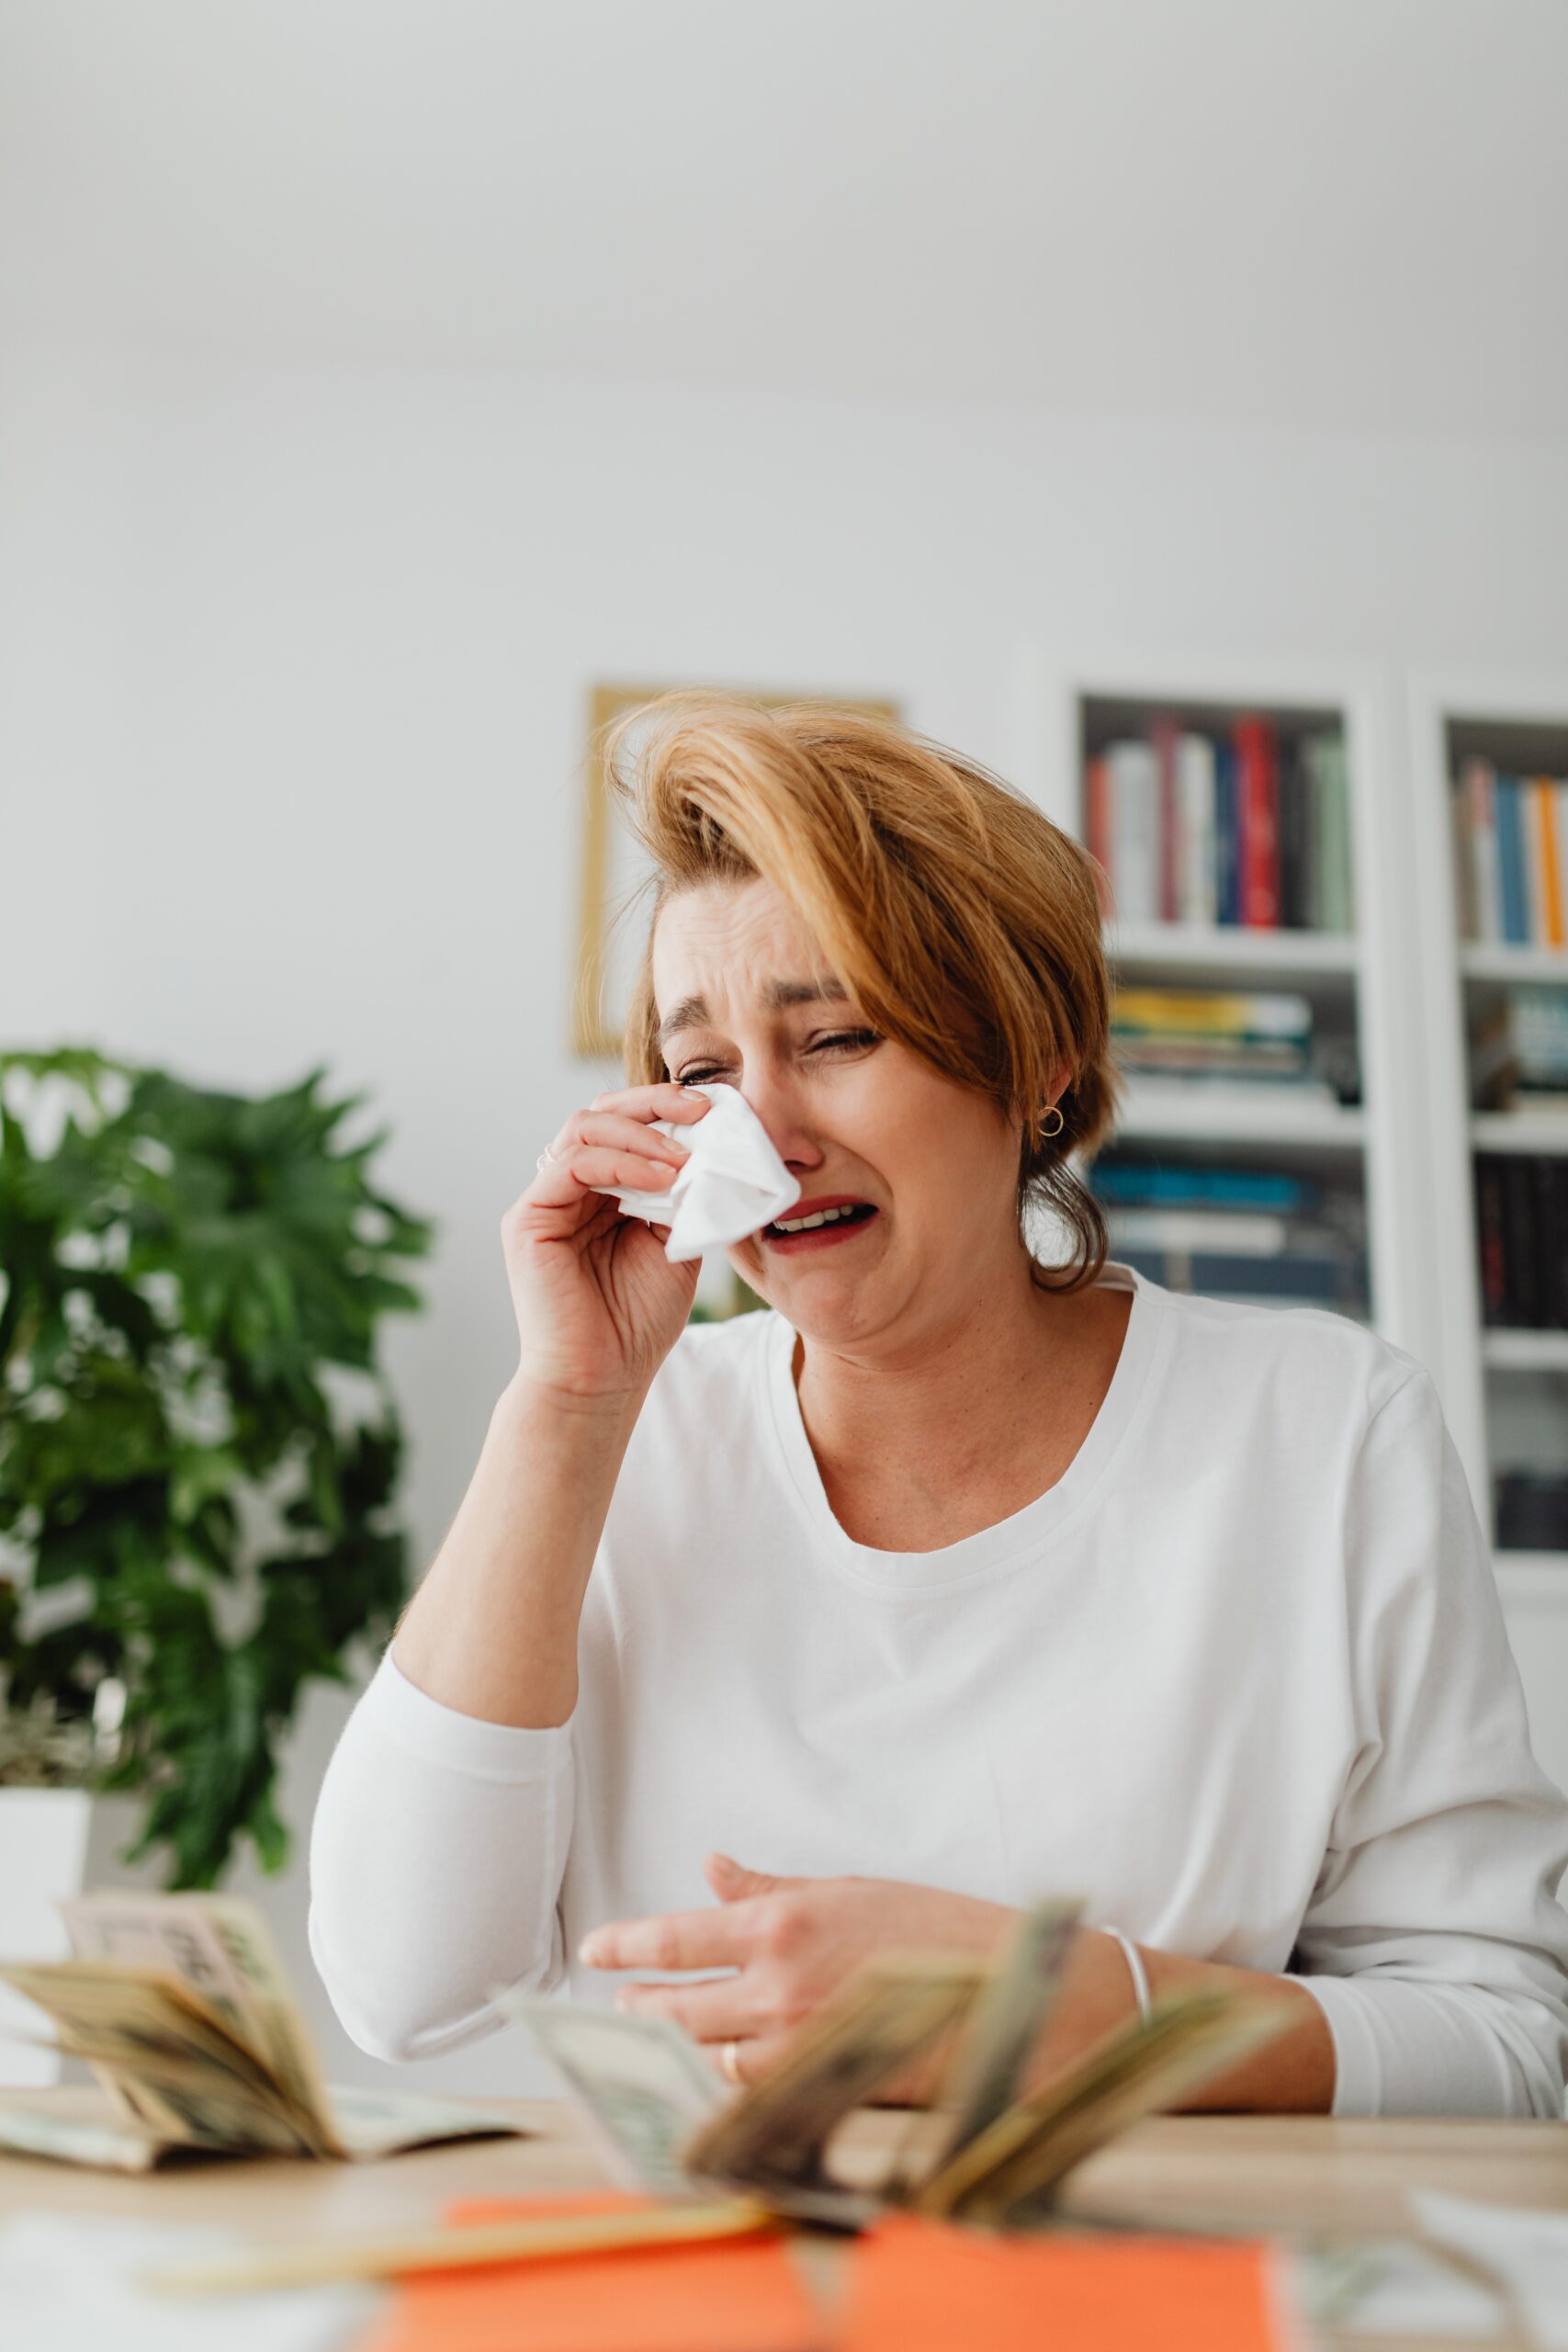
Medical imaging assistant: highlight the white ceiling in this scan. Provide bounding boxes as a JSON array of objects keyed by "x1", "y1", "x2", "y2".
[{"x1": 1, "y1": 0, "x2": 1564, "y2": 442}]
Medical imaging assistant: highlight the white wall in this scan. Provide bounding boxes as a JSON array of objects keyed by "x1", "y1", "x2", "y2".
[{"x1": 6, "y1": 334, "x2": 1568, "y2": 2092}]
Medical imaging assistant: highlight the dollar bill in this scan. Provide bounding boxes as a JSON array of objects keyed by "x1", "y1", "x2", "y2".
[
  {"x1": 917, "y1": 1985, "x2": 1295, "y2": 2224},
  {"x1": 500, "y1": 1998, "x2": 726, "y2": 2199},
  {"x1": 927, "y1": 1896, "x2": 1083, "y2": 2165},
  {"x1": 1, "y1": 1893, "x2": 528, "y2": 2169},
  {"x1": 327, "y1": 2086, "x2": 523, "y2": 2161},
  {"x1": 0, "y1": 1960, "x2": 314, "y2": 2154},
  {"x1": 0, "y1": 2099, "x2": 164, "y2": 2173},
  {"x1": 684, "y1": 1954, "x2": 987, "y2": 2224},
  {"x1": 61, "y1": 1891, "x2": 334, "y2": 2150}
]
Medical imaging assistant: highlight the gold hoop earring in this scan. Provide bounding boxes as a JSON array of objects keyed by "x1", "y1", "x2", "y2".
[{"x1": 1038, "y1": 1104, "x2": 1065, "y2": 1140}]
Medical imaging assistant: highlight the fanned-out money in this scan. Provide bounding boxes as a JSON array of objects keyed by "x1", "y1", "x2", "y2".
[
  {"x1": 683, "y1": 1954, "x2": 987, "y2": 2225},
  {"x1": 509, "y1": 1898, "x2": 1295, "y2": 2233},
  {"x1": 914, "y1": 1984, "x2": 1293, "y2": 2225},
  {"x1": 503, "y1": 2006, "x2": 728, "y2": 2201},
  {"x1": 0, "y1": 1892, "x2": 524, "y2": 2171}
]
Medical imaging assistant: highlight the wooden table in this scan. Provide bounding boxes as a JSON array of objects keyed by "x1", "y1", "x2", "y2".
[{"x1": 3, "y1": 2095, "x2": 1567, "y2": 2346}]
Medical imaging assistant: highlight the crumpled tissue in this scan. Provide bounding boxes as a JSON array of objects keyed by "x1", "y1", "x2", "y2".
[{"x1": 596, "y1": 1083, "x2": 801, "y2": 1262}]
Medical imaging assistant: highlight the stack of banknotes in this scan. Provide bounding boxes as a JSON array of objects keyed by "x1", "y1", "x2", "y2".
[
  {"x1": 2, "y1": 1891, "x2": 1290, "y2": 2217},
  {"x1": 510, "y1": 1897, "x2": 1293, "y2": 2231},
  {"x1": 0, "y1": 1893, "x2": 522, "y2": 2170}
]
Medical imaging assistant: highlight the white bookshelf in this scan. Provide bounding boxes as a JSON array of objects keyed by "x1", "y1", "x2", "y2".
[
  {"x1": 1021, "y1": 653, "x2": 1424, "y2": 1361},
  {"x1": 1406, "y1": 672, "x2": 1568, "y2": 1589}
]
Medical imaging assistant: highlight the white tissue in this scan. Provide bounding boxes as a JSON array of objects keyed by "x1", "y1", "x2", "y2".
[{"x1": 596, "y1": 1083, "x2": 801, "y2": 1262}]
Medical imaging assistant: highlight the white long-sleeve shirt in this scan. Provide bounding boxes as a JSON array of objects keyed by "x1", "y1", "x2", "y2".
[{"x1": 309, "y1": 1262, "x2": 1568, "y2": 2116}]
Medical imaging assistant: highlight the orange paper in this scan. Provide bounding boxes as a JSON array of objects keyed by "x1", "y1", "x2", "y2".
[
  {"x1": 360, "y1": 2191, "x2": 823, "y2": 2352},
  {"x1": 840, "y1": 2214, "x2": 1283, "y2": 2352}
]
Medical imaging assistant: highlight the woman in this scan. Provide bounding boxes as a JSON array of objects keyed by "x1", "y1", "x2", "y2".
[{"x1": 310, "y1": 696, "x2": 1568, "y2": 2117}]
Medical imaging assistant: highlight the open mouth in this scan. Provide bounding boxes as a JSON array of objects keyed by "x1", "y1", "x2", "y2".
[{"x1": 761, "y1": 1202, "x2": 880, "y2": 1250}]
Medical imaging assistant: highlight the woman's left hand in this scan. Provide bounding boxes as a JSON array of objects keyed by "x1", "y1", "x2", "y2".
[{"x1": 579, "y1": 1854, "x2": 1017, "y2": 2086}]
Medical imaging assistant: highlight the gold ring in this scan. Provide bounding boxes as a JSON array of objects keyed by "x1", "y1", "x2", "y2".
[{"x1": 720, "y1": 2039, "x2": 745, "y2": 2088}]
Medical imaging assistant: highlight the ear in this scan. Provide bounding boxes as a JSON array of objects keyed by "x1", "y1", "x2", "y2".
[{"x1": 704, "y1": 1851, "x2": 799, "y2": 1903}]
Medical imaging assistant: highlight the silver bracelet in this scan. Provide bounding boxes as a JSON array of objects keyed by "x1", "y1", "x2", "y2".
[{"x1": 1102, "y1": 1924, "x2": 1153, "y2": 2025}]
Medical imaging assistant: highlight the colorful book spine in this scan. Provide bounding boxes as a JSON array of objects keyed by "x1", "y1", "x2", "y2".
[
  {"x1": 1109, "y1": 740, "x2": 1160, "y2": 922},
  {"x1": 1310, "y1": 734, "x2": 1353, "y2": 933},
  {"x1": 1081, "y1": 715, "x2": 1353, "y2": 938},
  {"x1": 1456, "y1": 764, "x2": 1568, "y2": 947},
  {"x1": 1276, "y1": 739, "x2": 1310, "y2": 929},
  {"x1": 1463, "y1": 759, "x2": 1499, "y2": 944},
  {"x1": 1085, "y1": 754, "x2": 1114, "y2": 918},
  {"x1": 1450, "y1": 776, "x2": 1478, "y2": 941},
  {"x1": 1214, "y1": 740, "x2": 1240, "y2": 925},
  {"x1": 1111, "y1": 989, "x2": 1311, "y2": 1040},
  {"x1": 1235, "y1": 717, "x2": 1280, "y2": 929},
  {"x1": 1178, "y1": 733, "x2": 1217, "y2": 925},
  {"x1": 1495, "y1": 777, "x2": 1528, "y2": 944},
  {"x1": 1153, "y1": 715, "x2": 1181, "y2": 922},
  {"x1": 1533, "y1": 777, "x2": 1564, "y2": 948},
  {"x1": 1476, "y1": 1153, "x2": 1568, "y2": 1329}
]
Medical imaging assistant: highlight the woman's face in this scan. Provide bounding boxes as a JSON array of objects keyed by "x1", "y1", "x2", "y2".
[{"x1": 651, "y1": 876, "x2": 1032, "y2": 1350}]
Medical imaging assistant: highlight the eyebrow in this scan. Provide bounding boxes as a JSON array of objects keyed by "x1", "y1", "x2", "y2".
[{"x1": 656, "y1": 977, "x2": 851, "y2": 1048}]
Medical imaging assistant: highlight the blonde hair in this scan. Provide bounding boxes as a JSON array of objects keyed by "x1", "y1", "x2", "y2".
[{"x1": 604, "y1": 695, "x2": 1120, "y2": 1290}]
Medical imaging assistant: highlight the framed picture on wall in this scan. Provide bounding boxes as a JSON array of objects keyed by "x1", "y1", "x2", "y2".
[{"x1": 574, "y1": 682, "x2": 901, "y2": 1059}]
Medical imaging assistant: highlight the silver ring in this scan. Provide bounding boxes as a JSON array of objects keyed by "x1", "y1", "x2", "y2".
[
  {"x1": 536, "y1": 1148, "x2": 555, "y2": 1172},
  {"x1": 720, "y1": 2039, "x2": 745, "y2": 2088}
]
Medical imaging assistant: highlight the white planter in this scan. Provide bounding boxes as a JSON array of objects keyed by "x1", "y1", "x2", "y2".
[{"x1": 0, "y1": 1789, "x2": 160, "y2": 2087}]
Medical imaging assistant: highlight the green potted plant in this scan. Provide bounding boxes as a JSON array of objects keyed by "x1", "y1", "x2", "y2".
[{"x1": 0, "y1": 1049, "x2": 432, "y2": 1928}]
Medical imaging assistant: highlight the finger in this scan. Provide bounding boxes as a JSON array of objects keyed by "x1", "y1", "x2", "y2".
[
  {"x1": 528, "y1": 1148, "x2": 682, "y2": 1207},
  {"x1": 554, "y1": 1110, "x2": 694, "y2": 1168},
  {"x1": 579, "y1": 1906, "x2": 752, "y2": 1973},
  {"x1": 704, "y1": 1853, "x2": 803, "y2": 1904},
  {"x1": 614, "y1": 1976, "x2": 762, "y2": 2041},
  {"x1": 583, "y1": 1082, "x2": 713, "y2": 1129},
  {"x1": 699, "y1": 2030, "x2": 797, "y2": 2087}
]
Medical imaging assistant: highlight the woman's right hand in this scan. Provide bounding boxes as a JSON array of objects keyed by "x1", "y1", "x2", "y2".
[{"x1": 502, "y1": 1082, "x2": 714, "y2": 1405}]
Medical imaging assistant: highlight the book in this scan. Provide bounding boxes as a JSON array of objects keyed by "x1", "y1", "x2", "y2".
[
  {"x1": 1214, "y1": 738, "x2": 1241, "y2": 925},
  {"x1": 1235, "y1": 716, "x2": 1280, "y2": 929},
  {"x1": 1467, "y1": 760, "x2": 1501, "y2": 943},
  {"x1": 1107, "y1": 740, "x2": 1160, "y2": 923},
  {"x1": 1450, "y1": 771, "x2": 1479, "y2": 942},
  {"x1": 1178, "y1": 733, "x2": 1218, "y2": 925},
  {"x1": 1081, "y1": 715, "x2": 1353, "y2": 941},
  {"x1": 1090, "y1": 1159, "x2": 1322, "y2": 1214},
  {"x1": 1475, "y1": 1157, "x2": 1507, "y2": 1323},
  {"x1": 1496, "y1": 777, "x2": 1529, "y2": 944},
  {"x1": 1503, "y1": 1156, "x2": 1540, "y2": 1324},
  {"x1": 1112, "y1": 1246, "x2": 1368, "y2": 1316},
  {"x1": 1107, "y1": 1209, "x2": 1291, "y2": 1257},
  {"x1": 1277, "y1": 738, "x2": 1311, "y2": 929},
  {"x1": 1084, "y1": 753, "x2": 1113, "y2": 917},
  {"x1": 1310, "y1": 733, "x2": 1354, "y2": 933},
  {"x1": 1533, "y1": 777, "x2": 1565, "y2": 948},
  {"x1": 1535, "y1": 1159, "x2": 1568, "y2": 1327},
  {"x1": 1111, "y1": 989, "x2": 1312, "y2": 1041},
  {"x1": 1153, "y1": 714, "x2": 1181, "y2": 922}
]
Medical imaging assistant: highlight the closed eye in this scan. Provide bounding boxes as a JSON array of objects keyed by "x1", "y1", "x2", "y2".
[
  {"x1": 813, "y1": 1029, "x2": 882, "y2": 1057},
  {"x1": 676, "y1": 1030, "x2": 881, "y2": 1085}
]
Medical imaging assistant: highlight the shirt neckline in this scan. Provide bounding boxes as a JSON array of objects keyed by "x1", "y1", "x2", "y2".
[{"x1": 759, "y1": 1261, "x2": 1168, "y2": 1593}]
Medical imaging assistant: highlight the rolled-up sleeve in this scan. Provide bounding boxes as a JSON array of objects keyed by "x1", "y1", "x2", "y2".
[
  {"x1": 308, "y1": 1651, "x2": 574, "y2": 2063},
  {"x1": 1292, "y1": 1367, "x2": 1568, "y2": 2117}
]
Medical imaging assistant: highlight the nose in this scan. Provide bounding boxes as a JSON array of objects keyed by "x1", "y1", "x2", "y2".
[{"x1": 739, "y1": 1073, "x2": 826, "y2": 1177}]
